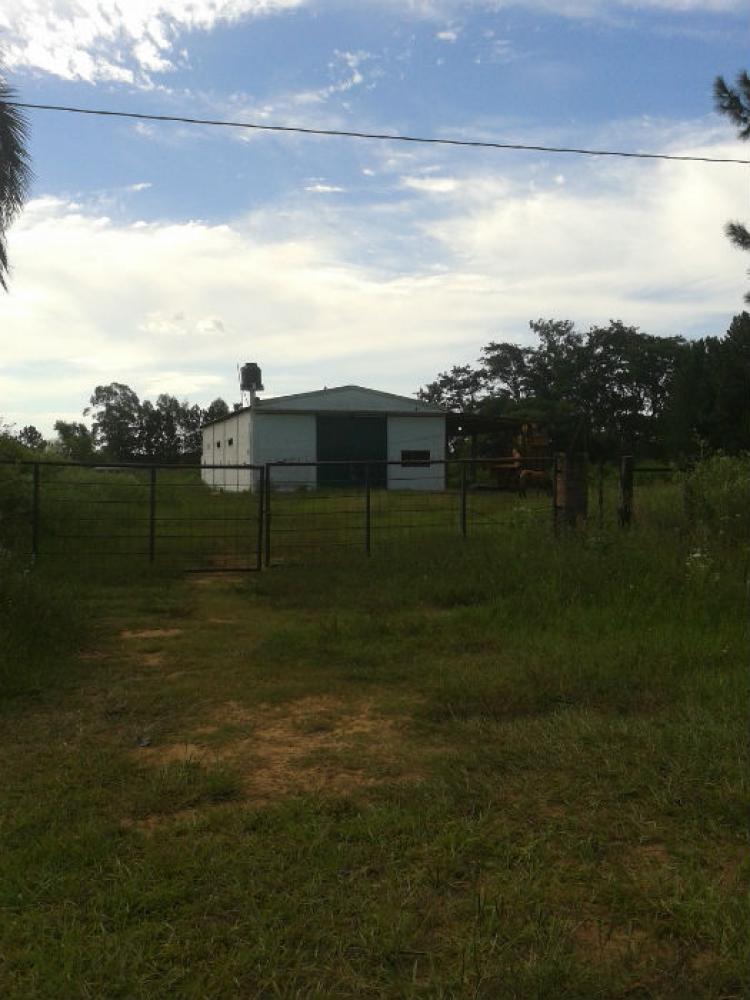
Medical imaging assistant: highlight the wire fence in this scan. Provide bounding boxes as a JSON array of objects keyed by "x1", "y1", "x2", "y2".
[
  {"x1": 264, "y1": 458, "x2": 553, "y2": 565},
  {"x1": 1, "y1": 454, "x2": 682, "y2": 572}
]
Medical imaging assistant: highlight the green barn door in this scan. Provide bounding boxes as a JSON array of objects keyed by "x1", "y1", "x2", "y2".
[{"x1": 316, "y1": 415, "x2": 388, "y2": 488}]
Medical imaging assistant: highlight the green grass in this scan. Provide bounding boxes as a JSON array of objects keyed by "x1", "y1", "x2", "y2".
[{"x1": 0, "y1": 473, "x2": 748, "y2": 998}]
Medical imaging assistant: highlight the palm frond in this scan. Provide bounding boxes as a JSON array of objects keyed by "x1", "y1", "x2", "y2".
[{"x1": 0, "y1": 78, "x2": 32, "y2": 290}]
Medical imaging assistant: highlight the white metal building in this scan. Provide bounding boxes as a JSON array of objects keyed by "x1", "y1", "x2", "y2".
[{"x1": 201, "y1": 385, "x2": 446, "y2": 491}]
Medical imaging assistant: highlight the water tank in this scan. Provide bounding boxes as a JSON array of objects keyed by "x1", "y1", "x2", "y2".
[{"x1": 240, "y1": 363, "x2": 264, "y2": 393}]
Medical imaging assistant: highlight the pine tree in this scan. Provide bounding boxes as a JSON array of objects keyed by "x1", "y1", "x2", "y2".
[{"x1": 715, "y1": 72, "x2": 750, "y2": 300}]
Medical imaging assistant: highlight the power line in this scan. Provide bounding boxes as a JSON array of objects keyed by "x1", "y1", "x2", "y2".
[{"x1": 8, "y1": 100, "x2": 750, "y2": 166}]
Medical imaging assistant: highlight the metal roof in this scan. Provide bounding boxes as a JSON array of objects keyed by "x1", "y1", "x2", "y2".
[{"x1": 201, "y1": 384, "x2": 445, "y2": 428}]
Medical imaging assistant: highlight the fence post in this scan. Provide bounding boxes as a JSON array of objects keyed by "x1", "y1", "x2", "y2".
[
  {"x1": 552, "y1": 454, "x2": 559, "y2": 535},
  {"x1": 31, "y1": 462, "x2": 40, "y2": 558},
  {"x1": 598, "y1": 463, "x2": 604, "y2": 529},
  {"x1": 554, "y1": 452, "x2": 589, "y2": 528},
  {"x1": 264, "y1": 464, "x2": 272, "y2": 567},
  {"x1": 148, "y1": 466, "x2": 157, "y2": 563},
  {"x1": 256, "y1": 466, "x2": 265, "y2": 571},
  {"x1": 460, "y1": 462, "x2": 467, "y2": 538},
  {"x1": 618, "y1": 455, "x2": 634, "y2": 528},
  {"x1": 364, "y1": 464, "x2": 371, "y2": 555}
]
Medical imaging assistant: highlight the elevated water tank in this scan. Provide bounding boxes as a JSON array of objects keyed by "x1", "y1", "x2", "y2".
[{"x1": 240, "y1": 362, "x2": 264, "y2": 393}]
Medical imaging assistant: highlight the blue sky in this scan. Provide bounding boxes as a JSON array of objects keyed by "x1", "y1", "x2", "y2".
[{"x1": 1, "y1": 0, "x2": 748, "y2": 434}]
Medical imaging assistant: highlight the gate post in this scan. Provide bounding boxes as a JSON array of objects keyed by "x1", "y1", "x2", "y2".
[
  {"x1": 364, "y1": 464, "x2": 372, "y2": 555},
  {"x1": 554, "y1": 452, "x2": 589, "y2": 529},
  {"x1": 618, "y1": 455, "x2": 634, "y2": 527},
  {"x1": 264, "y1": 464, "x2": 272, "y2": 567},
  {"x1": 256, "y1": 466, "x2": 265, "y2": 571}
]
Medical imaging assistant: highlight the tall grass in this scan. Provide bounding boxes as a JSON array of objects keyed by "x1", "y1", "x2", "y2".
[
  {"x1": 0, "y1": 553, "x2": 87, "y2": 698},
  {"x1": 0, "y1": 459, "x2": 747, "y2": 998}
]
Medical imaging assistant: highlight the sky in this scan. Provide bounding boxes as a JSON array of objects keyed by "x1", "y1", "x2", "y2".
[{"x1": 0, "y1": 0, "x2": 748, "y2": 436}]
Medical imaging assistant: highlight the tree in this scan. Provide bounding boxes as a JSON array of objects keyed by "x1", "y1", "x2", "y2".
[
  {"x1": 84, "y1": 383, "x2": 230, "y2": 462},
  {"x1": 54, "y1": 421, "x2": 95, "y2": 461},
  {"x1": 715, "y1": 72, "x2": 750, "y2": 301},
  {"x1": 17, "y1": 425, "x2": 44, "y2": 451},
  {"x1": 421, "y1": 318, "x2": 687, "y2": 459},
  {"x1": 86, "y1": 383, "x2": 143, "y2": 460},
  {"x1": 666, "y1": 312, "x2": 750, "y2": 455},
  {"x1": 0, "y1": 77, "x2": 32, "y2": 291},
  {"x1": 203, "y1": 398, "x2": 230, "y2": 423},
  {"x1": 418, "y1": 365, "x2": 485, "y2": 411}
]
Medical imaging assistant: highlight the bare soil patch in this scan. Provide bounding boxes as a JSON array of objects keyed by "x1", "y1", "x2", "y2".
[
  {"x1": 134, "y1": 695, "x2": 425, "y2": 803},
  {"x1": 140, "y1": 652, "x2": 165, "y2": 668},
  {"x1": 573, "y1": 920, "x2": 648, "y2": 962}
]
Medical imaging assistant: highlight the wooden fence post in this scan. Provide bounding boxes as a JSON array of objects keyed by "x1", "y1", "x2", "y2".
[
  {"x1": 618, "y1": 455, "x2": 634, "y2": 527},
  {"x1": 460, "y1": 463, "x2": 467, "y2": 538},
  {"x1": 148, "y1": 466, "x2": 157, "y2": 563},
  {"x1": 554, "y1": 452, "x2": 589, "y2": 528}
]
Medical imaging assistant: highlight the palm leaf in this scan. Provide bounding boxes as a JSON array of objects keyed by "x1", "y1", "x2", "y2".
[{"x1": 0, "y1": 79, "x2": 32, "y2": 291}]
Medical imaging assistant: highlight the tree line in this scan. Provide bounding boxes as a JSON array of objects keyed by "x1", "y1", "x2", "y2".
[
  {"x1": 418, "y1": 313, "x2": 750, "y2": 459},
  {"x1": 4, "y1": 311, "x2": 749, "y2": 465},
  {"x1": 2, "y1": 383, "x2": 231, "y2": 462}
]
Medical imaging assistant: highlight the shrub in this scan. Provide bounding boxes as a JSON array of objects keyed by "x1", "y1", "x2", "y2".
[{"x1": 684, "y1": 454, "x2": 750, "y2": 544}]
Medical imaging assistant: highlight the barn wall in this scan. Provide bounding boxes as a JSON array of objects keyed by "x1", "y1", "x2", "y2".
[
  {"x1": 387, "y1": 416, "x2": 446, "y2": 491},
  {"x1": 201, "y1": 413, "x2": 254, "y2": 491},
  {"x1": 202, "y1": 405, "x2": 447, "y2": 493},
  {"x1": 252, "y1": 412, "x2": 317, "y2": 489}
]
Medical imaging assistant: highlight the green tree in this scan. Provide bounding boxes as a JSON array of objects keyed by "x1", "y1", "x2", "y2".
[
  {"x1": 203, "y1": 398, "x2": 230, "y2": 424},
  {"x1": 53, "y1": 421, "x2": 95, "y2": 461},
  {"x1": 0, "y1": 77, "x2": 31, "y2": 291},
  {"x1": 714, "y1": 72, "x2": 750, "y2": 301},
  {"x1": 17, "y1": 425, "x2": 44, "y2": 451},
  {"x1": 85, "y1": 383, "x2": 142, "y2": 460},
  {"x1": 421, "y1": 319, "x2": 687, "y2": 458},
  {"x1": 418, "y1": 365, "x2": 485, "y2": 411}
]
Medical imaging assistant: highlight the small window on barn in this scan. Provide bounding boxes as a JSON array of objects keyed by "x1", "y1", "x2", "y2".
[
  {"x1": 401, "y1": 449, "x2": 430, "y2": 467},
  {"x1": 216, "y1": 441, "x2": 221, "y2": 448},
  {"x1": 227, "y1": 437, "x2": 234, "y2": 446}
]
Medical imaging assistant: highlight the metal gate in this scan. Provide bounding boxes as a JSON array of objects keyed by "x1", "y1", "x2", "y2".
[{"x1": 0, "y1": 460, "x2": 265, "y2": 572}]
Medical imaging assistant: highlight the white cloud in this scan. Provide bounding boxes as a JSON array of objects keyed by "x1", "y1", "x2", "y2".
[
  {"x1": 0, "y1": 0, "x2": 741, "y2": 90},
  {"x1": 3, "y1": 125, "x2": 748, "y2": 433},
  {"x1": 402, "y1": 176, "x2": 460, "y2": 193},
  {"x1": 0, "y1": 0, "x2": 303, "y2": 85},
  {"x1": 128, "y1": 182, "x2": 152, "y2": 192},
  {"x1": 305, "y1": 183, "x2": 346, "y2": 193}
]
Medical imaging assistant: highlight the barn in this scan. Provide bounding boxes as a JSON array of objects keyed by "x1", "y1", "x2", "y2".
[{"x1": 201, "y1": 385, "x2": 447, "y2": 491}]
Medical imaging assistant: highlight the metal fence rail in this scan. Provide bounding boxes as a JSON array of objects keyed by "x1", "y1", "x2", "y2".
[
  {"x1": 0, "y1": 453, "x2": 606, "y2": 571},
  {"x1": 0, "y1": 460, "x2": 264, "y2": 571},
  {"x1": 264, "y1": 458, "x2": 553, "y2": 566}
]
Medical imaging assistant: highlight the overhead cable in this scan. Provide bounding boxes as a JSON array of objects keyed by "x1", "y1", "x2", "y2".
[{"x1": 7, "y1": 100, "x2": 750, "y2": 166}]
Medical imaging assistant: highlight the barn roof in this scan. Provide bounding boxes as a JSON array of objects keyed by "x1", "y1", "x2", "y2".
[{"x1": 201, "y1": 384, "x2": 445, "y2": 427}]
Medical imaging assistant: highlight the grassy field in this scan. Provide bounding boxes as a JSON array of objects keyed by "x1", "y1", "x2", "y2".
[{"x1": 0, "y1": 469, "x2": 748, "y2": 998}]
